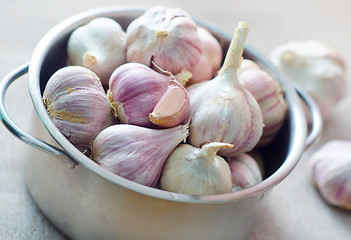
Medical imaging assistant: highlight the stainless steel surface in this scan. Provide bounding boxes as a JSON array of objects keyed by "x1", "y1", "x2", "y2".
[{"x1": 0, "y1": 6, "x2": 320, "y2": 240}]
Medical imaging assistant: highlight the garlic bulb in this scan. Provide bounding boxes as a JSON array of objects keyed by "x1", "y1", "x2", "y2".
[
  {"x1": 160, "y1": 142, "x2": 233, "y2": 195},
  {"x1": 240, "y1": 59, "x2": 261, "y2": 73},
  {"x1": 227, "y1": 153, "x2": 263, "y2": 191},
  {"x1": 91, "y1": 123, "x2": 189, "y2": 187},
  {"x1": 270, "y1": 40, "x2": 347, "y2": 121},
  {"x1": 188, "y1": 27, "x2": 223, "y2": 85},
  {"x1": 310, "y1": 140, "x2": 351, "y2": 210},
  {"x1": 43, "y1": 66, "x2": 113, "y2": 152},
  {"x1": 239, "y1": 68, "x2": 288, "y2": 146},
  {"x1": 126, "y1": 6, "x2": 202, "y2": 75},
  {"x1": 187, "y1": 22, "x2": 264, "y2": 157},
  {"x1": 67, "y1": 17, "x2": 127, "y2": 86},
  {"x1": 108, "y1": 62, "x2": 189, "y2": 128}
]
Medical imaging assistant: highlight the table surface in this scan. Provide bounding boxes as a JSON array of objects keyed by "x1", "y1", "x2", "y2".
[{"x1": 1, "y1": 0, "x2": 351, "y2": 239}]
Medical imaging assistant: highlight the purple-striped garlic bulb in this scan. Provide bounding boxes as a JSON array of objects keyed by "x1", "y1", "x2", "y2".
[
  {"x1": 91, "y1": 123, "x2": 189, "y2": 187},
  {"x1": 108, "y1": 62, "x2": 190, "y2": 128},
  {"x1": 187, "y1": 22, "x2": 264, "y2": 157},
  {"x1": 309, "y1": 140, "x2": 351, "y2": 210},
  {"x1": 239, "y1": 68, "x2": 288, "y2": 146},
  {"x1": 126, "y1": 6, "x2": 202, "y2": 78},
  {"x1": 160, "y1": 142, "x2": 233, "y2": 195},
  {"x1": 188, "y1": 27, "x2": 223, "y2": 85},
  {"x1": 227, "y1": 153, "x2": 263, "y2": 191},
  {"x1": 67, "y1": 17, "x2": 127, "y2": 87},
  {"x1": 43, "y1": 66, "x2": 113, "y2": 152}
]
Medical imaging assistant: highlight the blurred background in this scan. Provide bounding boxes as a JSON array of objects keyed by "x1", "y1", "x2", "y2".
[{"x1": 1, "y1": 0, "x2": 351, "y2": 239}]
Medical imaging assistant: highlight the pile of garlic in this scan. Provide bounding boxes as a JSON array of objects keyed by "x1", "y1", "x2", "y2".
[{"x1": 42, "y1": 6, "x2": 289, "y2": 195}]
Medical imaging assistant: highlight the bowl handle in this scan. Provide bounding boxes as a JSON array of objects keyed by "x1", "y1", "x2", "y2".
[
  {"x1": 0, "y1": 63, "x2": 77, "y2": 168},
  {"x1": 295, "y1": 86, "x2": 323, "y2": 149}
]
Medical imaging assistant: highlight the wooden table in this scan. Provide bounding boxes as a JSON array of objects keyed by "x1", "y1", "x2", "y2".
[{"x1": 1, "y1": 0, "x2": 351, "y2": 239}]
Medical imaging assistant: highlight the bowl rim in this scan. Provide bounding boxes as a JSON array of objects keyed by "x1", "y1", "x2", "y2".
[{"x1": 28, "y1": 6, "x2": 307, "y2": 204}]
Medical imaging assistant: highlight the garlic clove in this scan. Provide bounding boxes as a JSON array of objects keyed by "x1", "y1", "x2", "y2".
[
  {"x1": 126, "y1": 6, "x2": 202, "y2": 75},
  {"x1": 270, "y1": 40, "x2": 347, "y2": 121},
  {"x1": 91, "y1": 123, "x2": 189, "y2": 187},
  {"x1": 67, "y1": 17, "x2": 127, "y2": 87},
  {"x1": 239, "y1": 69, "x2": 288, "y2": 147},
  {"x1": 187, "y1": 22, "x2": 264, "y2": 157},
  {"x1": 227, "y1": 153, "x2": 263, "y2": 191},
  {"x1": 309, "y1": 140, "x2": 351, "y2": 210},
  {"x1": 188, "y1": 27, "x2": 223, "y2": 85},
  {"x1": 43, "y1": 66, "x2": 113, "y2": 152},
  {"x1": 108, "y1": 62, "x2": 170, "y2": 127},
  {"x1": 149, "y1": 80, "x2": 190, "y2": 127},
  {"x1": 160, "y1": 142, "x2": 233, "y2": 195}
]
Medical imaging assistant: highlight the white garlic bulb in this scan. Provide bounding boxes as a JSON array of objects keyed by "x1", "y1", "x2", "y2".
[
  {"x1": 91, "y1": 123, "x2": 189, "y2": 187},
  {"x1": 126, "y1": 6, "x2": 202, "y2": 75},
  {"x1": 310, "y1": 140, "x2": 351, "y2": 210},
  {"x1": 186, "y1": 22, "x2": 264, "y2": 157},
  {"x1": 227, "y1": 153, "x2": 263, "y2": 191},
  {"x1": 160, "y1": 142, "x2": 233, "y2": 195},
  {"x1": 67, "y1": 17, "x2": 127, "y2": 86},
  {"x1": 43, "y1": 66, "x2": 113, "y2": 152},
  {"x1": 270, "y1": 40, "x2": 347, "y2": 121}
]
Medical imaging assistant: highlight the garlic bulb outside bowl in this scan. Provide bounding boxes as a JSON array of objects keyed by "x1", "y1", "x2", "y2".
[
  {"x1": 270, "y1": 40, "x2": 347, "y2": 121},
  {"x1": 310, "y1": 140, "x2": 351, "y2": 210}
]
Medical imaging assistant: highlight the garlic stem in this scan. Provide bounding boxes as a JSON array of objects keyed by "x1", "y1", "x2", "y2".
[
  {"x1": 219, "y1": 22, "x2": 248, "y2": 76},
  {"x1": 199, "y1": 142, "x2": 234, "y2": 159}
]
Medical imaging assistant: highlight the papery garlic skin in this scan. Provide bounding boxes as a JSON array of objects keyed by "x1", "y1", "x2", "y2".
[
  {"x1": 239, "y1": 69, "x2": 288, "y2": 146},
  {"x1": 227, "y1": 153, "x2": 263, "y2": 191},
  {"x1": 43, "y1": 66, "x2": 113, "y2": 152},
  {"x1": 188, "y1": 27, "x2": 223, "y2": 85},
  {"x1": 126, "y1": 6, "x2": 202, "y2": 75},
  {"x1": 91, "y1": 123, "x2": 189, "y2": 187},
  {"x1": 310, "y1": 140, "x2": 351, "y2": 210},
  {"x1": 108, "y1": 62, "x2": 170, "y2": 127},
  {"x1": 160, "y1": 142, "x2": 233, "y2": 195},
  {"x1": 67, "y1": 17, "x2": 127, "y2": 86},
  {"x1": 270, "y1": 40, "x2": 347, "y2": 120},
  {"x1": 187, "y1": 22, "x2": 264, "y2": 157}
]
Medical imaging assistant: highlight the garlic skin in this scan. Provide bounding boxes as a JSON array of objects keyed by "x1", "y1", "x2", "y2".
[
  {"x1": 126, "y1": 6, "x2": 202, "y2": 75},
  {"x1": 270, "y1": 40, "x2": 347, "y2": 121},
  {"x1": 187, "y1": 22, "x2": 264, "y2": 157},
  {"x1": 91, "y1": 123, "x2": 189, "y2": 187},
  {"x1": 239, "y1": 69, "x2": 288, "y2": 146},
  {"x1": 310, "y1": 140, "x2": 351, "y2": 210},
  {"x1": 67, "y1": 17, "x2": 127, "y2": 86},
  {"x1": 188, "y1": 27, "x2": 223, "y2": 85},
  {"x1": 108, "y1": 62, "x2": 189, "y2": 128},
  {"x1": 160, "y1": 142, "x2": 233, "y2": 195},
  {"x1": 43, "y1": 66, "x2": 113, "y2": 152},
  {"x1": 227, "y1": 153, "x2": 263, "y2": 191}
]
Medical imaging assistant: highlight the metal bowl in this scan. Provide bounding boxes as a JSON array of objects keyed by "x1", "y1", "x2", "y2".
[{"x1": 0, "y1": 6, "x2": 322, "y2": 240}]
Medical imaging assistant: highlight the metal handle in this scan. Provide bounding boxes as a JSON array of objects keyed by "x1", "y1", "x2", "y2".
[
  {"x1": 0, "y1": 63, "x2": 77, "y2": 168},
  {"x1": 295, "y1": 86, "x2": 323, "y2": 149}
]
